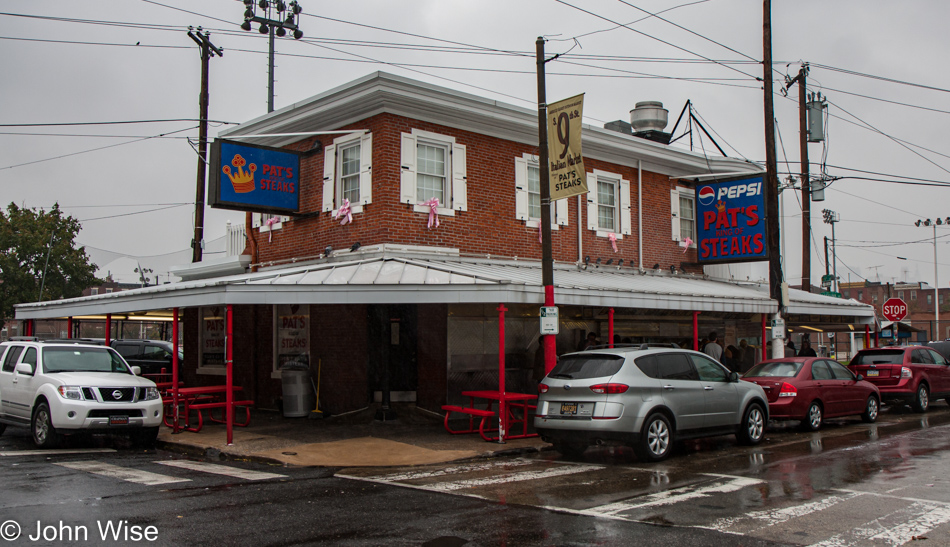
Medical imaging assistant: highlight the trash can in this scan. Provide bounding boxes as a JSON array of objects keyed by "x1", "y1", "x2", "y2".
[{"x1": 280, "y1": 361, "x2": 312, "y2": 417}]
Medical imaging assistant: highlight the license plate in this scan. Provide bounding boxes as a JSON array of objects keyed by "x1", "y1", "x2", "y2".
[
  {"x1": 866, "y1": 370, "x2": 879, "y2": 377},
  {"x1": 560, "y1": 403, "x2": 577, "y2": 415},
  {"x1": 109, "y1": 415, "x2": 129, "y2": 425}
]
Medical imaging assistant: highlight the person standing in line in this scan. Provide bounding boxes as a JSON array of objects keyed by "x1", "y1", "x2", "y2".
[
  {"x1": 798, "y1": 339, "x2": 818, "y2": 357},
  {"x1": 703, "y1": 331, "x2": 723, "y2": 361},
  {"x1": 785, "y1": 340, "x2": 797, "y2": 357}
]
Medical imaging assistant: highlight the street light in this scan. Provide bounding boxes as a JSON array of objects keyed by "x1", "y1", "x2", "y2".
[
  {"x1": 239, "y1": 0, "x2": 304, "y2": 113},
  {"x1": 822, "y1": 209, "x2": 840, "y2": 294},
  {"x1": 915, "y1": 218, "x2": 948, "y2": 340}
]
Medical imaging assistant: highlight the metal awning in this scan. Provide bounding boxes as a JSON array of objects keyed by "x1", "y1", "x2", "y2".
[{"x1": 15, "y1": 251, "x2": 875, "y2": 327}]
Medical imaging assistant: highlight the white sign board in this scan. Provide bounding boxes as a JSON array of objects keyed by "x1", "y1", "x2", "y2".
[
  {"x1": 771, "y1": 317, "x2": 786, "y2": 340},
  {"x1": 540, "y1": 306, "x2": 559, "y2": 335}
]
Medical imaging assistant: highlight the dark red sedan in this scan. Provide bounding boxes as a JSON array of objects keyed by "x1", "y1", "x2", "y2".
[{"x1": 743, "y1": 357, "x2": 880, "y2": 430}]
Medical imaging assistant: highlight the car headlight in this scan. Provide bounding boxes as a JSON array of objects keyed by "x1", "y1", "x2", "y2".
[
  {"x1": 144, "y1": 387, "x2": 161, "y2": 401},
  {"x1": 57, "y1": 386, "x2": 84, "y2": 400}
]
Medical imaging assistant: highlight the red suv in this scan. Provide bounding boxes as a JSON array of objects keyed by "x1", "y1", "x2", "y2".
[{"x1": 848, "y1": 346, "x2": 950, "y2": 412}]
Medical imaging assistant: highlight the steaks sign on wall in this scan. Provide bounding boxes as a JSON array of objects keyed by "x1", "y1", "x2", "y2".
[{"x1": 695, "y1": 175, "x2": 768, "y2": 264}]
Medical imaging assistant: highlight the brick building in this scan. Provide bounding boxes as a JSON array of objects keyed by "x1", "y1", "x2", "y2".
[{"x1": 16, "y1": 73, "x2": 874, "y2": 416}]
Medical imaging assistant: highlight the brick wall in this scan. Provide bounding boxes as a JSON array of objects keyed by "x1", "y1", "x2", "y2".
[
  {"x1": 252, "y1": 112, "x2": 699, "y2": 274},
  {"x1": 312, "y1": 304, "x2": 369, "y2": 413}
]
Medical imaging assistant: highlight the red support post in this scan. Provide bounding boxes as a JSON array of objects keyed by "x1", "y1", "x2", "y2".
[
  {"x1": 497, "y1": 303, "x2": 507, "y2": 443},
  {"x1": 608, "y1": 308, "x2": 614, "y2": 348},
  {"x1": 865, "y1": 325, "x2": 870, "y2": 350},
  {"x1": 693, "y1": 311, "x2": 700, "y2": 350},
  {"x1": 544, "y1": 285, "x2": 556, "y2": 374},
  {"x1": 762, "y1": 314, "x2": 768, "y2": 362},
  {"x1": 226, "y1": 304, "x2": 234, "y2": 445},
  {"x1": 172, "y1": 307, "x2": 180, "y2": 433},
  {"x1": 26, "y1": 320, "x2": 33, "y2": 337},
  {"x1": 105, "y1": 314, "x2": 111, "y2": 345},
  {"x1": 67, "y1": 317, "x2": 73, "y2": 339}
]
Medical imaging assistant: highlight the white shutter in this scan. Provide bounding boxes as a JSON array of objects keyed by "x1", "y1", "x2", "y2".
[
  {"x1": 322, "y1": 144, "x2": 336, "y2": 213},
  {"x1": 620, "y1": 177, "x2": 632, "y2": 235},
  {"x1": 514, "y1": 157, "x2": 528, "y2": 220},
  {"x1": 400, "y1": 133, "x2": 416, "y2": 204},
  {"x1": 556, "y1": 197, "x2": 568, "y2": 226},
  {"x1": 251, "y1": 213, "x2": 262, "y2": 229},
  {"x1": 451, "y1": 142, "x2": 467, "y2": 211},
  {"x1": 586, "y1": 173, "x2": 597, "y2": 231},
  {"x1": 359, "y1": 133, "x2": 373, "y2": 205},
  {"x1": 670, "y1": 189, "x2": 681, "y2": 241}
]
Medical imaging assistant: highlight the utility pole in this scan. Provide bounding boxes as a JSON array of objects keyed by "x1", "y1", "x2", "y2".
[
  {"x1": 239, "y1": 0, "x2": 304, "y2": 113},
  {"x1": 188, "y1": 27, "x2": 223, "y2": 263},
  {"x1": 763, "y1": 0, "x2": 785, "y2": 358},
  {"x1": 536, "y1": 37, "x2": 556, "y2": 374},
  {"x1": 786, "y1": 64, "x2": 811, "y2": 292}
]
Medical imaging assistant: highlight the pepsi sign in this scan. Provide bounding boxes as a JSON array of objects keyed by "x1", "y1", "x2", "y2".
[{"x1": 694, "y1": 175, "x2": 767, "y2": 264}]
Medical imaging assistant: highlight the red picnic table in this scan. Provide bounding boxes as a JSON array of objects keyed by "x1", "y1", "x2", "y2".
[
  {"x1": 163, "y1": 385, "x2": 253, "y2": 433},
  {"x1": 442, "y1": 390, "x2": 538, "y2": 442}
]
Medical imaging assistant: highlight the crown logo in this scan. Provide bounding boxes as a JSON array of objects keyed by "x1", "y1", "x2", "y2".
[
  {"x1": 222, "y1": 154, "x2": 256, "y2": 193},
  {"x1": 716, "y1": 200, "x2": 726, "y2": 213}
]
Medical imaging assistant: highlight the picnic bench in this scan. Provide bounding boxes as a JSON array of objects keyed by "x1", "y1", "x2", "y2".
[
  {"x1": 442, "y1": 390, "x2": 538, "y2": 442},
  {"x1": 163, "y1": 385, "x2": 254, "y2": 433}
]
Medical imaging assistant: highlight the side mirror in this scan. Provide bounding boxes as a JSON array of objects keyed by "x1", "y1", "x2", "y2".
[
  {"x1": 729, "y1": 371, "x2": 739, "y2": 383},
  {"x1": 15, "y1": 362, "x2": 34, "y2": 375},
  {"x1": 131, "y1": 366, "x2": 142, "y2": 376},
  {"x1": 856, "y1": 374, "x2": 864, "y2": 381}
]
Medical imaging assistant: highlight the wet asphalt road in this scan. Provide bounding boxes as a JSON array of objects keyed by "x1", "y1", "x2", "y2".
[{"x1": 1, "y1": 404, "x2": 949, "y2": 546}]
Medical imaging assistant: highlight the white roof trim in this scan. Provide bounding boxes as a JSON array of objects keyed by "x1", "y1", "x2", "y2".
[{"x1": 16, "y1": 253, "x2": 874, "y2": 324}]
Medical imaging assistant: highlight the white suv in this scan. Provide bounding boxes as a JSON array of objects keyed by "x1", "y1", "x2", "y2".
[{"x1": 0, "y1": 341, "x2": 164, "y2": 448}]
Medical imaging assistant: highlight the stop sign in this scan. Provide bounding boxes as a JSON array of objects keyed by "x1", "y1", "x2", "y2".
[{"x1": 882, "y1": 298, "x2": 908, "y2": 322}]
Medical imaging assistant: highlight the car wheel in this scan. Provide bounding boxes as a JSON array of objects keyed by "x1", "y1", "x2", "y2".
[
  {"x1": 862, "y1": 396, "x2": 879, "y2": 423},
  {"x1": 802, "y1": 401, "x2": 823, "y2": 431},
  {"x1": 552, "y1": 441, "x2": 588, "y2": 458},
  {"x1": 131, "y1": 427, "x2": 160, "y2": 449},
  {"x1": 635, "y1": 413, "x2": 673, "y2": 462},
  {"x1": 32, "y1": 402, "x2": 60, "y2": 449},
  {"x1": 912, "y1": 383, "x2": 930, "y2": 413},
  {"x1": 737, "y1": 403, "x2": 765, "y2": 445}
]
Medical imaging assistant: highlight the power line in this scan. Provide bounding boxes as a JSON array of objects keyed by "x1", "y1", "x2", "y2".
[
  {"x1": 0, "y1": 118, "x2": 232, "y2": 127},
  {"x1": 810, "y1": 63, "x2": 950, "y2": 94},
  {"x1": 78, "y1": 203, "x2": 190, "y2": 222}
]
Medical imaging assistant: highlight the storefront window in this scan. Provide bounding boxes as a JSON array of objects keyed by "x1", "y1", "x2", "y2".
[
  {"x1": 275, "y1": 304, "x2": 310, "y2": 372},
  {"x1": 199, "y1": 307, "x2": 225, "y2": 374}
]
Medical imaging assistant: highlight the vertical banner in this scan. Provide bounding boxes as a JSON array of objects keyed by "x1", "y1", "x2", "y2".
[
  {"x1": 277, "y1": 304, "x2": 310, "y2": 368},
  {"x1": 200, "y1": 307, "x2": 225, "y2": 367},
  {"x1": 547, "y1": 94, "x2": 588, "y2": 201}
]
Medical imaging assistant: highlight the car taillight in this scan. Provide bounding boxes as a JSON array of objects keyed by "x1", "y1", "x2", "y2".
[
  {"x1": 538, "y1": 383, "x2": 549, "y2": 393},
  {"x1": 589, "y1": 383, "x2": 629, "y2": 394},
  {"x1": 778, "y1": 382, "x2": 797, "y2": 397},
  {"x1": 901, "y1": 367, "x2": 912, "y2": 378}
]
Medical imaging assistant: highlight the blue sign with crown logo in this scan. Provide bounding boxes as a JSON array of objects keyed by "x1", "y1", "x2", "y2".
[{"x1": 209, "y1": 139, "x2": 300, "y2": 214}]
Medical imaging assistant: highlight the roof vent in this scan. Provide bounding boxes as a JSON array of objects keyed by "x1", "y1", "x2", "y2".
[{"x1": 630, "y1": 101, "x2": 668, "y2": 132}]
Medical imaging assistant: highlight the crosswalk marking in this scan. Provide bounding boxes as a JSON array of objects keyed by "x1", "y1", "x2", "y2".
[
  {"x1": 706, "y1": 492, "x2": 862, "y2": 534},
  {"x1": 372, "y1": 459, "x2": 535, "y2": 482},
  {"x1": 585, "y1": 474, "x2": 763, "y2": 516},
  {"x1": 156, "y1": 460, "x2": 286, "y2": 481},
  {"x1": 55, "y1": 461, "x2": 191, "y2": 486},
  {"x1": 0, "y1": 448, "x2": 117, "y2": 457},
  {"x1": 425, "y1": 464, "x2": 601, "y2": 492}
]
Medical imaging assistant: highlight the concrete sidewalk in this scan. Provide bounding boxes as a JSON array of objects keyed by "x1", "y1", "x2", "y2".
[{"x1": 157, "y1": 404, "x2": 549, "y2": 467}]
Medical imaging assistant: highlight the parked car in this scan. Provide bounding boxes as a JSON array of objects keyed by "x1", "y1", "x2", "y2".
[
  {"x1": 111, "y1": 339, "x2": 182, "y2": 376},
  {"x1": 742, "y1": 357, "x2": 880, "y2": 430},
  {"x1": 847, "y1": 345, "x2": 950, "y2": 412},
  {"x1": 0, "y1": 340, "x2": 163, "y2": 448},
  {"x1": 533, "y1": 347, "x2": 768, "y2": 462}
]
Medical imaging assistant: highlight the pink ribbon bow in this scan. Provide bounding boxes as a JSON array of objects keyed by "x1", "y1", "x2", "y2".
[
  {"x1": 538, "y1": 223, "x2": 543, "y2": 244},
  {"x1": 421, "y1": 197, "x2": 440, "y2": 229},
  {"x1": 333, "y1": 198, "x2": 353, "y2": 226},
  {"x1": 264, "y1": 216, "x2": 279, "y2": 242},
  {"x1": 680, "y1": 237, "x2": 693, "y2": 252},
  {"x1": 608, "y1": 232, "x2": 618, "y2": 253}
]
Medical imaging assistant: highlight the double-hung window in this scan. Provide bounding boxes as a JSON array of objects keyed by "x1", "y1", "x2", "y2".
[
  {"x1": 670, "y1": 186, "x2": 696, "y2": 246},
  {"x1": 400, "y1": 129, "x2": 467, "y2": 215},
  {"x1": 322, "y1": 131, "x2": 373, "y2": 214},
  {"x1": 252, "y1": 212, "x2": 290, "y2": 234},
  {"x1": 586, "y1": 169, "x2": 631, "y2": 238},
  {"x1": 514, "y1": 154, "x2": 567, "y2": 228}
]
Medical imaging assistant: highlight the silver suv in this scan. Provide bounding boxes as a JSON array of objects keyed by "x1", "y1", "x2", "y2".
[
  {"x1": 0, "y1": 341, "x2": 164, "y2": 448},
  {"x1": 534, "y1": 346, "x2": 768, "y2": 461}
]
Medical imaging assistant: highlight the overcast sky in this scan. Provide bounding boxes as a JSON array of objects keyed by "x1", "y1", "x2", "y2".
[{"x1": 2, "y1": 0, "x2": 948, "y2": 290}]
